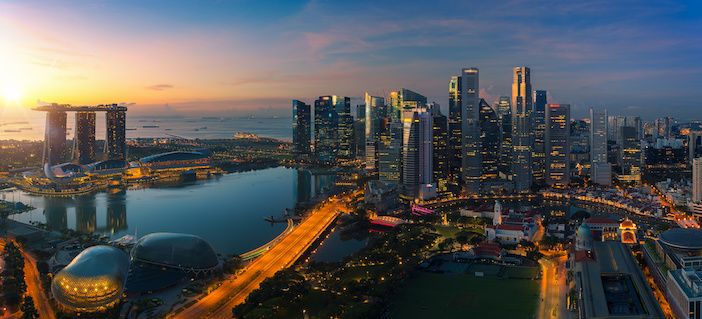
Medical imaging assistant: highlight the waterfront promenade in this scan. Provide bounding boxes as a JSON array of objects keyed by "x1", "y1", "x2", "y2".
[{"x1": 172, "y1": 192, "x2": 353, "y2": 318}]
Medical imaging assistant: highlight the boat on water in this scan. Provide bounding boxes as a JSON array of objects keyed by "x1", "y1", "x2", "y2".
[
  {"x1": 3, "y1": 129, "x2": 21, "y2": 133},
  {"x1": 142, "y1": 125, "x2": 160, "y2": 128}
]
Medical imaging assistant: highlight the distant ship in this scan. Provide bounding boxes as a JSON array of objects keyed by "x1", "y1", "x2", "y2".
[
  {"x1": 3, "y1": 129, "x2": 21, "y2": 133},
  {"x1": 142, "y1": 125, "x2": 160, "y2": 128},
  {"x1": 126, "y1": 128, "x2": 137, "y2": 131}
]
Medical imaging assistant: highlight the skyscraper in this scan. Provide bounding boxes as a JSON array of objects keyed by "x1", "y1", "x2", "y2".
[
  {"x1": 401, "y1": 108, "x2": 433, "y2": 199},
  {"x1": 105, "y1": 108, "x2": 127, "y2": 161},
  {"x1": 545, "y1": 104, "x2": 570, "y2": 187},
  {"x1": 532, "y1": 90, "x2": 547, "y2": 185},
  {"x1": 389, "y1": 88, "x2": 427, "y2": 115},
  {"x1": 314, "y1": 96, "x2": 340, "y2": 164},
  {"x1": 590, "y1": 108, "x2": 611, "y2": 186},
  {"x1": 619, "y1": 126, "x2": 642, "y2": 185},
  {"x1": 448, "y1": 76, "x2": 462, "y2": 190},
  {"x1": 354, "y1": 104, "x2": 366, "y2": 160},
  {"x1": 693, "y1": 158, "x2": 702, "y2": 203},
  {"x1": 511, "y1": 66, "x2": 533, "y2": 192},
  {"x1": 460, "y1": 67, "x2": 481, "y2": 194},
  {"x1": 378, "y1": 121, "x2": 402, "y2": 184},
  {"x1": 431, "y1": 106, "x2": 449, "y2": 193},
  {"x1": 336, "y1": 97, "x2": 354, "y2": 161},
  {"x1": 292, "y1": 100, "x2": 311, "y2": 159},
  {"x1": 689, "y1": 131, "x2": 702, "y2": 162},
  {"x1": 479, "y1": 99, "x2": 500, "y2": 183},
  {"x1": 364, "y1": 92, "x2": 386, "y2": 170},
  {"x1": 496, "y1": 96, "x2": 512, "y2": 179},
  {"x1": 73, "y1": 111, "x2": 96, "y2": 165},
  {"x1": 43, "y1": 110, "x2": 68, "y2": 166}
]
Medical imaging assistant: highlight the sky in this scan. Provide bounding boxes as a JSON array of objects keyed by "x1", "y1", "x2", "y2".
[{"x1": 0, "y1": 0, "x2": 701, "y2": 120}]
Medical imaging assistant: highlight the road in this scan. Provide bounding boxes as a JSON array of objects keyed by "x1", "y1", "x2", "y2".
[
  {"x1": 0, "y1": 239, "x2": 56, "y2": 319},
  {"x1": 173, "y1": 194, "x2": 351, "y2": 318},
  {"x1": 538, "y1": 256, "x2": 567, "y2": 319}
]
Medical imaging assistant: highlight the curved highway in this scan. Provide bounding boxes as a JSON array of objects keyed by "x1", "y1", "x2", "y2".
[{"x1": 172, "y1": 193, "x2": 352, "y2": 318}]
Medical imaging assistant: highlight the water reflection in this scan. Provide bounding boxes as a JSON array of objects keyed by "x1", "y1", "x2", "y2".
[
  {"x1": 106, "y1": 190, "x2": 127, "y2": 234},
  {"x1": 7, "y1": 167, "x2": 340, "y2": 254},
  {"x1": 75, "y1": 195, "x2": 96, "y2": 233},
  {"x1": 294, "y1": 169, "x2": 337, "y2": 207},
  {"x1": 44, "y1": 197, "x2": 69, "y2": 231}
]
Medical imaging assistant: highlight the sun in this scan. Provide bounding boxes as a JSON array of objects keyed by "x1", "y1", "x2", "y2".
[{"x1": 2, "y1": 82, "x2": 23, "y2": 104}]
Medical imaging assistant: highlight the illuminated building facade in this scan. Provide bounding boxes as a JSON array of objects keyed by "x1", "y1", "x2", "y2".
[
  {"x1": 51, "y1": 245, "x2": 129, "y2": 313},
  {"x1": 496, "y1": 96, "x2": 512, "y2": 179},
  {"x1": 532, "y1": 90, "x2": 547, "y2": 185},
  {"x1": 511, "y1": 66, "x2": 533, "y2": 192},
  {"x1": 694, "y1": 158, "x2": 702, "y2": 203},
  {"x1": 619, "y1": 126, "x2": 642, "y2": 185},
  {"x1": 431, "y1": 106, "x2": 449, "y2": 193},
  {"x1": 314, "y1": 95, "x2": 340, "y2": 164},
  {"x1": 479, "y1": 99, "x2": 500, "y2": 184},
  {"x1": 292, "y1": 100, "x2": 311, "y2": 158},
  {"x1": 545, "y1": 104, "x2": 570, "y2": 187},
  {"x1": 460, "y1": 68, "x2": 481, "y2": 194},
  {"x1": 43, "y1": 110, "x2": 68, "y2": 166},
  {"x1": 448, "y1": 76, "x2": 462, "y2": 190},
  {"x1": 590, "y1": 108, "x2": 612, "y2": 186},
  {"x1": 401, "y1": 108, "x2": 433, "y2": 199},
  {"x1": 690, "y1": 131, "x2": 702, "y2": 162},
  {"x1": 105, "y1": 108, "x2": 127, "y2": 161},
  {"x1": 364, "y1": 92, "x2": 386, "y2": 170},
  {"x1": 336, "y1": 96, "x2": 354, "y2": 162},
  {"x1": 354, "y1": 103, "x2": 365, "y2": 160},
  {"x1": 73, "y1": 112, "x2": 96, "y2": 164},
  {"x1": 378, "y1": 121, "x2": 402, "y2": 183}
]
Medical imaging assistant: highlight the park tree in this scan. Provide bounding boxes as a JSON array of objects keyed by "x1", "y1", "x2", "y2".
[{"x1": 20, "y1": 296, "x2": 38, "y2": 319}]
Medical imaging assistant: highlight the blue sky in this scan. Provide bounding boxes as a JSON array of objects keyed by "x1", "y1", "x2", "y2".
[{"x1": 1, "y1": 0, "x2": 701, "y2": 119}]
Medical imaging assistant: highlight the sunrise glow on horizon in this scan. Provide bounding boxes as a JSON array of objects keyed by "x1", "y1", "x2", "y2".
[{"x1": 0, "y1": 0, "x2": 701, "y2": 119}]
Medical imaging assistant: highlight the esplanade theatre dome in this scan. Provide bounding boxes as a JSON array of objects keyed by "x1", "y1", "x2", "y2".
[
  {"x1": 131, "y1": 233, "x2": 219, "y2": 273},
  {"x1": 51, "y1": 245, "x2": 129, "y2": 312}
]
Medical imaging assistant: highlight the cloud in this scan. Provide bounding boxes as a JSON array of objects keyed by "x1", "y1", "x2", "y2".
[{"x1": 145, "y1": 84, "x2": 174, "y2": 91}]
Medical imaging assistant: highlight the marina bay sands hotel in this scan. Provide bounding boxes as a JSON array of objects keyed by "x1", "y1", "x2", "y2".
[{"x1": 33, "y1": 103, "x2": 128, "y2": 166}]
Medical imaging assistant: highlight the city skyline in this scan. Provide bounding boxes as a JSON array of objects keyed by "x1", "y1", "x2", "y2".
[{"x1": 1, "y1": 0, "x2": 702, "y2": 121}]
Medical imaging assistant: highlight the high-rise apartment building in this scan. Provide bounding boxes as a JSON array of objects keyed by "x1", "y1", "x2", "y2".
[
  {"x1": 460, "y1": 68, "x2": 481, "y2": 194},
  {"x1": 401, "y1": 108, "x2": 433, "y2": 199},
  {"x1": 511, "y1": 66, "x2": 533, "y2": 192},
  {"x1": 532, "y1": 90, "x2": 547, "y2": 185},
  {"x1": 43, "y1": 110, "x2": 68, "y2": 166},
  {"x1": 545, "y1": 104, "x2": 570, "y2": 187},
  {"x1": 73, "y1": 112, "x2": 96, "y2": 164},
  {"x1": 105, "y1": 108, "x2": 127, "y2": 161},
  {"x1": 590, "y1": 108, "x2": 611, "y2": 186},
  {"x1": 292, "y1": 100, "x2": 311, "y2": 158}
]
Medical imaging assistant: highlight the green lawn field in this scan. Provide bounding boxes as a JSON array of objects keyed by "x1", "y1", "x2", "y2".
[{"x1": 388, "y1": 272, "x2": 539, "y2": 319}]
